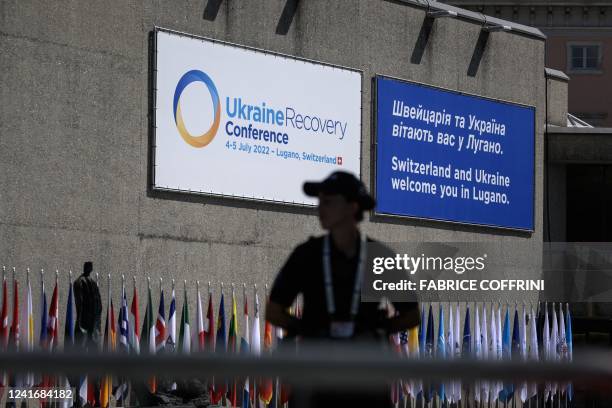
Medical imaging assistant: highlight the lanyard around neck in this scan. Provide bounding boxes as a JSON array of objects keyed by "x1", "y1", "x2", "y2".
[{"x1": 322, "y1": 231, "x2": 367, "y2": 318}]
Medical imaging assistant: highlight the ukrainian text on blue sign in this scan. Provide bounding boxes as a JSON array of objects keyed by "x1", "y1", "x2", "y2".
[{"x1": 375, "y1": 76, "x2": 535, "y2": 230}]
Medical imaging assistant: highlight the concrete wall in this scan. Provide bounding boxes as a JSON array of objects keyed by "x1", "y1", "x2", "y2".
[
  {"x1": 546, "y1": 69, "x2": 569, "y2": 127},
  {"x1": 0, "y1": 0, "x2": 545, "y2": 342}
]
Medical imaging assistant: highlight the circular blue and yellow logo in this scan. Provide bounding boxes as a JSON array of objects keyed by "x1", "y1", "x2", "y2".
[{"x1": 173, "y1": 70, "x2": 220, "y2": 148}]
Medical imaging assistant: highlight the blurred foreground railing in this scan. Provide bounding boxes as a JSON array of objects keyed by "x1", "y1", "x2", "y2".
[{"x1": 1, "y1": 343, "x2": 611, "y2": 391}]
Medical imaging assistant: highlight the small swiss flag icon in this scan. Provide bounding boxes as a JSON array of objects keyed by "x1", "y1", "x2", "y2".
[{"x1": 337, "y1": 156, "x2": 343, "y2": 165}]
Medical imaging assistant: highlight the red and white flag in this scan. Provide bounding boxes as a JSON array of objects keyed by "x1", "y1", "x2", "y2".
[
  {"x1": 130, "y1": 282, "x2": 140, "y2": 354},
  {"x1": 9, "y1": 278, "x2": 19, "y2": 349},
  {"x1": 79, "y1": 377, "x2": 96, "y2": 406},
  {"x1": 46, "y1": 282, "x2": 59, "y2": 351},
  {"x1": 195, "y1": 284, "x2": 205, "y2": 351},
  {"x1": 0, "y1": 278, "x2": 9, "y2": 348},
  {"x1": 155, "y1": 287, "x2": 166, "y2": 352}
]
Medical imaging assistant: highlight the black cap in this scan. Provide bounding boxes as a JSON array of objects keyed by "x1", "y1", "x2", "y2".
[{"x1": 303, "y1": 171, "x2": 376, "y2": 210}]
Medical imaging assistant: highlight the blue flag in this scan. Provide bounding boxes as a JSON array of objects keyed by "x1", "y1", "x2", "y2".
[
  {"x1": 511, "y1": 309, "x2": 520, "y2": 355},
  {"x1": 115, "y1": 286, "x2": 131, "y2": 403},
  {"x1": 39, "y1": 290, "x2": 47, "y2": 347},
  {"x1": 64, "y1": 283, "x2": 75, "y2": 346},
  {"x1": 499, "y1": 307, "x2": 514, "y2": 401},
  {"x1": 566, "y1": 304, "x2": 573, "y2": 401},
  {"x1": 462, "y1": 306, "x2": 471, "y2": 358},
  {"x1": 118, "y1": 287, "x2": 130, "y2": 352},
  {"x1": 437, "y1": 305, "x2": 445, "y2": 402},
  {"x1": 167, "y1": 292, "x2": 176, "y2": 351},
  {"x1": 242, "y1": 379, "x2": 250, "y2": 408},
  {"x1": 424, "y1": 305, "x2": 434, "y2": 402},
  {"x1": 501, "y1": 308, "x2": 510, "y2": 358},
  {"x1": 155, "y1": 289, "x2": 166, "y2": 352}
]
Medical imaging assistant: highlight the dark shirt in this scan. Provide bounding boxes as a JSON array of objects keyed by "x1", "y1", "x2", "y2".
[{"x1": 270, "y1": 235, "x2": 419, "y2": 339}]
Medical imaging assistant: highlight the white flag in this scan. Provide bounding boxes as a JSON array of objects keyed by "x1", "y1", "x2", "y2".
[
  {"x1": 481, "y1": 303, "x2": 489, "y2": 403},
  {"x1": 496, "y1": 303, "x2": 503, "y2": 397},
  {"x1": 543, "y1": 304, "x2": 551, "y2": 401},
  {"x1": 446, "y1": 303, "x2": 455, "y2": 403},
  {"x1": 519, "y1": 304, "x2": 528, "y2": 402},
  {"x1": 489, "y1": 304, "x2": 498, "y2": 403},
  {"x1": 559, "y1": 304, "x2": 567, "y2": 361},
  {"x1": 474, "y1": 304, "x2": 481, "y2": 402},
  {"x1": 559, "y1": 304, "x2": 568, "y2": 396},
  {"x1": 196, "y1": 286, "x2": 204, "y2": 351},
  {"x1": 23, "y1": 276, "x2": 34, "y2": 386},
  {"x1": 454, "y1": 303, "x2": 461, "y2": 402},
  {"x1": 251, "y1": 292, "x2": 261, "y2": 356},
  {"x1": 551, "y1": 304, "x2": 559, "y2": 395},
  {"x1": 528, "y1": 305, "x2": 539, "y2": 399},
  {"x1": 79, "y1": 376, "x2": 88, "y2": 406}
]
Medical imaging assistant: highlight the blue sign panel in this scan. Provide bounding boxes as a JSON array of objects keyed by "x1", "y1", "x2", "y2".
[{"x1": 375, "y1": 76, "x2": 535, "y2": 230}]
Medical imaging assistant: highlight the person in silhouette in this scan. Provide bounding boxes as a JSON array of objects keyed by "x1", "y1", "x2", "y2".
[
  {"x1": 266, "y1": 171, "x2": 420, "y2": 407},
  {"x1": 73, "y1": 261, "x2": 102, "y2": 349}
]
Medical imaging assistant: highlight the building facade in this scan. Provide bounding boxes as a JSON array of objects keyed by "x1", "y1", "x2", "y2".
[{"x1": 1, "y1": 0, "x2": 546, "y2": 337}]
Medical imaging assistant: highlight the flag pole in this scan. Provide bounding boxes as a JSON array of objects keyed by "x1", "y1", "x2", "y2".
[
  {"x1": 23, "y1": 267, "x2": 28, "y2": 408},
  {"x1": 253, "y1": 283, "x2": 257, "y2": 407},
  {"x1": 108, "y1": 273, "x2": 112, "y2": 358},
  {"x1": 230, "y1": 282, "x2": 236, "y2": 408},
  {"x1": 525, "y1": 305, "x2": 538, "y2": 408},
  {"x1": 69, "y1": 270, "x2": 73, "y2": 339}
]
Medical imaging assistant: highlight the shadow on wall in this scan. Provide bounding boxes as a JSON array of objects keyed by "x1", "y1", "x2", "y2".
[
  {"x1": 203, "y1": 0, "x2": 224, "y2": 21},
  {"x1": 202, "y1": 0, "x2": 300, "y2": 36},
  {"x1": 276, "y1": 0, "x2": 300, "y2": 35}
]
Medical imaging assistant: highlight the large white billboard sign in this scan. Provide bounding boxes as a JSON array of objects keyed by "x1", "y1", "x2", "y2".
[{"x1": 153, "y1": 29, "x2": 362, "y2": 205}]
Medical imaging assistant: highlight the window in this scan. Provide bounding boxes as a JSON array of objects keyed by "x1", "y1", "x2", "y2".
[{"x1": 568, "y1": 43, "x2": 602, "y2": 72}]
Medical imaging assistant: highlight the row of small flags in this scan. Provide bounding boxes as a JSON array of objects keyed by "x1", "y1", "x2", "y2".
[
  {"x1": 0, "y1": 266, "x2": 575, "y2": 408},
  {"x1": 0, "y1": 267, "x2": 291, "y2": 408},
  {"x1": 390, "y1": 302, "x2": 573, "y2": 407}
]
